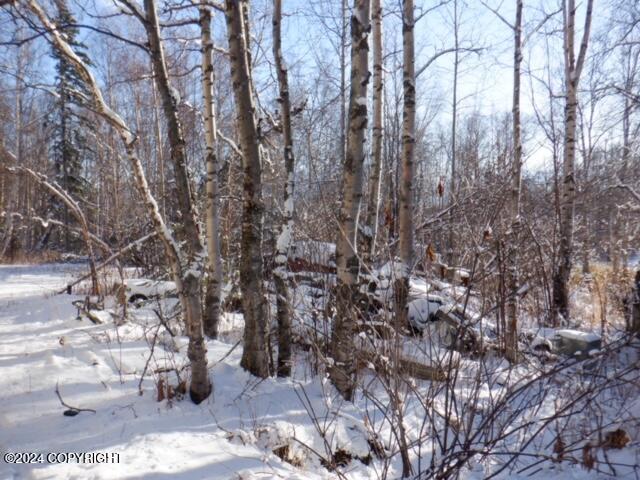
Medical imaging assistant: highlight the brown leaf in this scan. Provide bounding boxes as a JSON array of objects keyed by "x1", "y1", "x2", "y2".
[
  {"x1": 602, "y1": 429, "x2": 630, "y2": 449},
  {"x1": 437, "y1": 178, "x2": 445, "y2": 198},
  {"x1": 384, "y1": 204, "x2": 393, "y2": 228},
  {"x1": 582, "y1": 442, "x2": 595, "y2": 471},
  {"x1": 426, "y1": 244, "x2": 437, "y2": 262},
  {"x1": 157, "y1": 377, "x2": 166, "y2": 402},
  {"x1": 553, "y1": 436, "x2": 565, "y2": 462}
]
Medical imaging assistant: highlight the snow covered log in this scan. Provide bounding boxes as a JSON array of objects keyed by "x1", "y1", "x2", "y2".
[{"x1": 357, "y1": 347, "x2": 446, "y2": 382}]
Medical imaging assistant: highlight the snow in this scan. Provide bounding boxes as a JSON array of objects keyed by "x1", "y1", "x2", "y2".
[
  {"x1": 169, "y1": 86, "x2": 181, "y2": 105},
  {"x1": 276, "y1": 223, "x2": 293, "y2": 254},
  {"x1": 87, "y1": 309, "x2": 114, "y2": 323},
  {"x1": 378, "y1": 260, "x2": 407, "y2": 279},
  {"x1": 124, "y1": 278, "x2": 177, "y2": 300},
  {"x1": 556, "y1": 329, "x2": 601, "y2": 343},
  {"x1": 407, "y1": 298, "x2": 442, "y2": 328},
  {"x1": 0, "y1": 265, "x2": 369, "y2": 479},
  {"x1": 290, "y1": 240, "x2": 335, "y2": 268},
  {"x1": 1, "y1": 264, "x2": 638, "y2": 480},
  {"x1": 284, "y1": 196, "x2": 294, "y2": 214},
  {"x1": 359, "y1": 225, "x2": 373, "y2": 238}
]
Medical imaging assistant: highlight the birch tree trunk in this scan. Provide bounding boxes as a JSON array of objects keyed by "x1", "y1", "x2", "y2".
[
  {"x1": 447, "y1": 0, "x2": 460, "y2": 266},
  {"x1": 394, "y1": 0, "x2": 415, "y2": 331},
  {"x1": 142, "y1": 0, "x2": 211, "y2": 402},
  {"x1": 552, "y1": 0, "x2": 593, "y2": 324},
  {"x1": 272, "y1": 0, "x2": 295, "y2": 378},
  {"x1": 339, "y1": 0, "x2": 348, "y2": 166},
  {"x1": 225, "y1": 0, "x2": 271, "y2": 378},
  {"x1": 505, "y1": 0, "x2": 523, "y2": 362},
  {"x1": 24, "y1": 0, "x2": 212, "y2": 403},
  {"x1": 365, "y1": 0, "x2": 384, "y2": 257},
  {"x1": 330, "y1": 0, "x2": 371, "y2": 401},
  {"x1": 2, "y1": 41, "x2": 23, "y2": 260},
  {"x1": 200, "y1": 5, "x2": 223, "y2": 339}
]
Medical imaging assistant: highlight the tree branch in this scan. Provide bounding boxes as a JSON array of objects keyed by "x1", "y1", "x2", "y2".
[{"x1": 416, "y1": 46, "x2": 483, "y2": 79}]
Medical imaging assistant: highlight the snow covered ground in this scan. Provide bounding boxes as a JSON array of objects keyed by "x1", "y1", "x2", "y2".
[
  {"x1": 0, "y1": 264, "x2": 638, "y2": 479},
  {"x1": 0, "y1": 264, "x2": 334, "y2": 480}
]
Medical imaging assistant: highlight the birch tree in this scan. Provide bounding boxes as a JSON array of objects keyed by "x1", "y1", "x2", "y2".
[
  {"x1": 329, "y1": 0, "x2": 371, "y2": 401},
  {"x1": 447, "y1": 0, "x2": 461, "y2": 266},
  {"x1": 552, "y1": 0, "x2": 594, "y2": 324},
  {"x1": 1, "y1": 33, "x2": 23, "y2": 260},
  {"x1": 364, "y1": 0, "x2": 383, "y2": 256},
  {"x1": 23, "y1": 0, "x2": 212, "y2": 403},
  {"x1": 200, "y1": 5, "x2": 223, "y2": 339},
  {"x1": 394, "y1": 0, "x2": 415, "y2": 330},
  {"x1": 505, "y1": 0, "x2": 523, "y2": 362},
  {"x1": 272, "y1": 0, "x2": 294, "y2": 377},
  {"x1": 224, "y1": 0, "x2": 270, "y2": 378},
  {"x1": 141, "y1": 0, "x2": 212, "y2": 401}
]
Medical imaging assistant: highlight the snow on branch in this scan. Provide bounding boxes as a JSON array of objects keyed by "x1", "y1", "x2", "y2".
[{"x1": 614, "y1": 180, "x2": 640, "y2": 206}]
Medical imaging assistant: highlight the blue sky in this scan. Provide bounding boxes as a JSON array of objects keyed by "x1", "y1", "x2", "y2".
[{"x1": 2, "y1": 0, "x2": 627, "y2": 176}]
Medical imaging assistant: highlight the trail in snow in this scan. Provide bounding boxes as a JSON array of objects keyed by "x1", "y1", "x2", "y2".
[
  {"x1": 0, "y1": 264, "x2": 328, "y2": 480},
  {"x1": 1, "y1": 265, "x2": 636, "y2": 480}
]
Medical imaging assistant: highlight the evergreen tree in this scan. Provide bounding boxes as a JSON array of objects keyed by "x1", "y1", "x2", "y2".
[{"x1": 46, "y1": 0, "x2": 95, "y2": 251}]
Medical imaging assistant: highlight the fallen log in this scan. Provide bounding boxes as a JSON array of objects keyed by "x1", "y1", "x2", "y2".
[{"x1": 357, "y1": 347, "x2": 446, "y2": 382}]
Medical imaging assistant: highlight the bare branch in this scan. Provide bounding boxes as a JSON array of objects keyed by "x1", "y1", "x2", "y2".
[{"x1": 416, "y1": 46, "x2": 483, "y2": 79}]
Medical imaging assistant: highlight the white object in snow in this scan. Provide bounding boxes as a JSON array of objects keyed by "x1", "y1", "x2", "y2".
[
  {"x1": 407, "y1": 298, "x2": 443, "y2": 329},
  {"x1": 124, "y1": 278, "x2": 177, "y2": 302}
]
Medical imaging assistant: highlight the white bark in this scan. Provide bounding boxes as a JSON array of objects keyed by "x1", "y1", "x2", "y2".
[
  {"x1": 273, "y1": 0, "x2": 294, "y2": 378},
  {"x1": 447, "y1": 0, "x2": 461, "y2": 266},
  {"x1": 330, "y1": 0, "x2": 371, "y2": 401},
  {"x1": 225, "y1": 0, "x2": 271, "y2": 379},
  {"x1": 365, "y1": 0, "x2": 384, "y2": 256},
  {"x1": 142, "y1": 0, "x2": 210, "y2": 403},
  {"x1": 394, "y1": 0, "x2": 415, "y2": 334},
  {"x1": 200, "y1": 5, "x2": 223, "y2": 340},
  {"x1": 505, "y1": 0, "x2": 523, "y2": 362},
  {"x1": 553, "y1": 0, "x2": 594, "y2": 324}
]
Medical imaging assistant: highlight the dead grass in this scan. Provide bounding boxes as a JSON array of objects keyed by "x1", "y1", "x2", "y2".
[
  {"x1": 0, "y1": 249, "x2": 62, "y2": 265},
  {"x1": 570, "y1": 262, "x2": 633, "y2": 331}
]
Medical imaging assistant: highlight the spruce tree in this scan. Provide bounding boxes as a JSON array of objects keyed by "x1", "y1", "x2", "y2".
[{"x1": 46, "y1": 0, "x2": 95, "y2": 251}]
